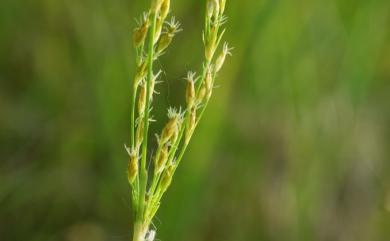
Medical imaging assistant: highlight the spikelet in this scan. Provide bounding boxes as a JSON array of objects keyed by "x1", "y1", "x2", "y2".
[
  {"x1": 160, "y1": 0, "x2": 170, "y2": 20},
  {"x1": 197, "y1": 84, "x2": 207, "y2": 104},
  {"x1": 138, "y1": 83, "x2": 147, "y2": 115},
  {"x1": 207, "y1": 1, "x2": 214, "y2": 19},
  {"x1": 154, "y1": 144, "x2": 169, "y2": 174},
  {"x1": 134, "y1": 61, "x2": 147, "y2": 88},
  {"x1": 127, "y1": 150, "x2": 138, "y2": 184},
  {"x1": 205, "y1": 66, "x2": 213, "y2": 91},
  {"x1": 161, "y1": 117, "x2": 177, "y2": 144},
  {"x1": 207, "y1": 0, "x2": 220, "y2": 19},
  {"x1": 186, "y1": 72, "x2": 196, "y2": 110},
  {"x1": 150, "y1": 70, "x2": 162, "y2": 101},
  {"x1": 205, "y1": 66, "x2": 215, "y2": 99},
  {"x1": 219, "y1": 0, "x2": 226, "y2": 14},
  {"x1": 205, "y1": 24, "x2": 218, "y2": 61},
  {"x1": 157, "y1": 34, "x2": 172, "y2": 54},
  {"x1": 133, "y1": 13, "x2": 149, "y2": 48},
  {"x1": 157, "y1": 17, "x2": 182, "y2": 54},
  {"x1": 160, "y1": 164, "x2": 174, "y2": 193},
  {"x1": 185, "y1": 109, "x2": 196, "y2": 144},
  {"x1": 160, "y1": 108, "x2": 180, "y2": 144},
  {"x1": 136, "y1": 118, "x2": 144, "y2": 149},
  {"x1": 212, "y1": 0, "x2": 220, "y2": 18},
  {"x1": 215, "y1": 42, "x2": 232, "y2": 72},
  {"x1": 152, "y1": 0, "x2": 164, "y2": 13},
  {"x1": 154, "y1": 16, "x2": 164, "y2": 44}
]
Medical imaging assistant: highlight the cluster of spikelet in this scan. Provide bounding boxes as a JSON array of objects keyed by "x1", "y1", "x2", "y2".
[{"x1": 126, "y1": 0, "x2": 231, "y2": 241}]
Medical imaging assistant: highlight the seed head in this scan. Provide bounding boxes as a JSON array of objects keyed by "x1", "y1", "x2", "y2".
[
  {"x1": 160, "y1": 107, "x2": 182, "y2": 144},
  {"x1": 133, "y1": 13, "x2": 149, "y2": 47},
  {"x1": 160, "y1": 164, "x2": 174, "y2": 193},
  {"x1": 207, "y1": 0, "x2": 220, "y2": 19},
  {"x1": 157, "y1": 34, "x2": 172, "y2": 54},
  {"x1": 215, "y1": 42, "x2": 232, "y2": 72},
  {"x1": 156, "y1": 18, "x2": 181, "y2": 53},
  {"x1": 154, "y1": 16, "x2": 164, "y2": 44},
  {"x1": 150, "y1": 70, "x2": 162, "y2": 100},
  {"x1": 138, "y1": 82, "x2": 147, "y2": 115},
  {"x1": 185, "y1": 109, "x2": 196, "y2": 144},
  {"x1": 134, "y1": 61, "x2": 147, "y2": 88},
  {"x1": 207, "y1": 1, "x2": 214, "y2": 19},
  {"x1": 197, "y1": 84, "x2": 207, "y2": 104},
  {"x1": 186, "y1": 71, "x2": 196, "y2": 110},
  {"x1": 205, "y1": 25, "x2": 218, "y2": 61},
  {"x1": 205, "y1": 66, "x2": 214, "y2": 99},
  {"x1": 155, "y1": 144, "x2": 169, "y2": 174},
  {"x1": 136, "y1": 118, "x2": 145, "y2": 148},
  {"x1": 205, "y1": 66, "x2": 213, "y2": 91},
  {"x1": 127, "y1": 149, "x2": 138, "y2": 184},
  {"x1": 160, "y1": 0, "x2": 170, "y2": 20},
  {"x1": 152, "y1": 0, "x2": 164, "y2": 13},
  {"x1": 219, "y1": 0, "x2": 226, "y2": 14}
]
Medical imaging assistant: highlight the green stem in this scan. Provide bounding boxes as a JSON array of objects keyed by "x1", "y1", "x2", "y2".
[{"x1": 138, "y1": 9, "x2": 157, "y2": 224}]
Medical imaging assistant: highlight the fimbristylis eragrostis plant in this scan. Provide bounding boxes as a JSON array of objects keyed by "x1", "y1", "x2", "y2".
[{"x1": 126, "y1": 0, "x2": 232, "y2": 240}]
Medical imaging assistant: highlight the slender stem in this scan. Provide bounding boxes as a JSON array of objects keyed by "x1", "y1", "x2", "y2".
[{"x1": 138, "y1": 9, "x2": 157, "y2": 225}]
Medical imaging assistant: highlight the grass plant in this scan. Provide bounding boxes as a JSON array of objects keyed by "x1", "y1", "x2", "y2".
[{"x1": 126, "y1": 0, "x2": 231, "y2": 240}]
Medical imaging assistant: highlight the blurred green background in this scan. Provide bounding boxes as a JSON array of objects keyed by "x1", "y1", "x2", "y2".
[{"x1": 1, "y1": 0, "x2": 390, "y2": 240}]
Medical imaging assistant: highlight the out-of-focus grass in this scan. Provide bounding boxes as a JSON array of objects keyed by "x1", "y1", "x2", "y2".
[{"x1": 0, "y1": 0, "x2": 389, "y2": 241}]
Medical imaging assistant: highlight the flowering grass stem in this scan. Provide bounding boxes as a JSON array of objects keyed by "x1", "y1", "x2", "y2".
[{"x1": 126, "y1": 1, "x2": 231, "y2": 240}]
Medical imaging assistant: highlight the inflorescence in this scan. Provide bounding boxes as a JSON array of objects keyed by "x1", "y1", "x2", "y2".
[{"x1": 127, "y1": 1, "x2": 231, "y2": 240}]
